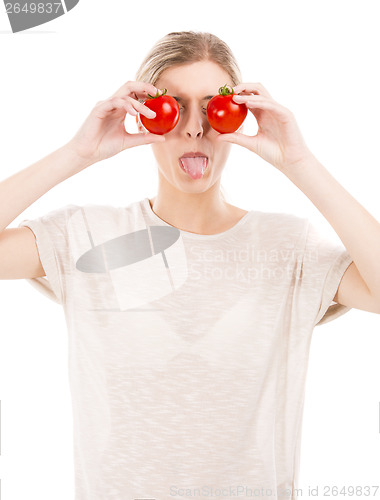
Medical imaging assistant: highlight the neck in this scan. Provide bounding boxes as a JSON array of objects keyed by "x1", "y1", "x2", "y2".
[{"x1": 148, "y1": 184, "x2": 233, "y2": 235}]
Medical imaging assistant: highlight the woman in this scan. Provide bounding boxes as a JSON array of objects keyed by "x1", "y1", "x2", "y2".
[{"x1": 2, "y1": 31, "x2": 379, "y2": 500}]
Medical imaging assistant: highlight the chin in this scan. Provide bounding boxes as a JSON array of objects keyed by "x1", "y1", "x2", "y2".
[{"x1": 173, "y1": 176, "x2": 216, "y2": 195}]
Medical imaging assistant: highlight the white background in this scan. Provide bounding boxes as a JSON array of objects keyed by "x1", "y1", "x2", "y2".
[{"x1": 0, "y1": 0, "x2": 380, "y2": 498}]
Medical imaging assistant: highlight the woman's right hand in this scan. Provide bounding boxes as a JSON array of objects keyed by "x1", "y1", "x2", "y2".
[{"x1": 66, "y1": 81, "x2": 166, "y2": 165}]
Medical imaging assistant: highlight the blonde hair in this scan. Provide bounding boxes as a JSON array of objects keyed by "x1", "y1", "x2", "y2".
[{"x1": 135, "y1": 31, "x2": 244, "y2": 203}]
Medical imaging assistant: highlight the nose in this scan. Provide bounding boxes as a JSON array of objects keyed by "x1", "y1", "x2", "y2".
[{"x1": 183, "y1": 104, "x2": 206, "y2": 139}]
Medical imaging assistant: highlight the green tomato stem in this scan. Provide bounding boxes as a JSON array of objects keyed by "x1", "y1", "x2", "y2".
[
  {"x1": 218, "y1": 83, "x2": 234, "y2": 96},
  {"x1": 147, "y1": 88, "x2": 167, "y2": 99}
]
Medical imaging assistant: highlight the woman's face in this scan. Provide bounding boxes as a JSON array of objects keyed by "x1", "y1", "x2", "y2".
[{"x1": 138, "y1": 60, "x2": 236, "y2": 195}]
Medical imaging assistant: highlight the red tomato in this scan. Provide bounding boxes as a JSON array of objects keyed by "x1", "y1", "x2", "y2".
[
  {"x1": 139, "y1": 88, "x2": 180, "y2": 135},
  {"x1": 207, "y1": 84, "x2": 248, "y2": 134}
]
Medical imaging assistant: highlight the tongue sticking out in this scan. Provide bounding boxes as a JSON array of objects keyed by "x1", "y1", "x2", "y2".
[{"x1": 180, "y1": 157, "x2": 208, "y2": 180}]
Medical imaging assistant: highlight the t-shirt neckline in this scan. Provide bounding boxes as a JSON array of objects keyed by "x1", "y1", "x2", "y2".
[{"x1": 141, "y1": 197, "x2": 253, "y2": 240}]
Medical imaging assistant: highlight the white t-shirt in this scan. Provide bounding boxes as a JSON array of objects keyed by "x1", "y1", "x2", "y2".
[{"x1": 18, "y1": 197, "x2": 353, "y2": 500}]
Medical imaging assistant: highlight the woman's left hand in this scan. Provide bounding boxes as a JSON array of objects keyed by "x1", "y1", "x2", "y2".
[{"x1": 216, "y1": 82, "x2": 313, "y2": 172}]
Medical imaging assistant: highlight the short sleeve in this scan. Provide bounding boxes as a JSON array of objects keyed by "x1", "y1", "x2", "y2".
[
  {"x1": 300, "y1": 219, "x2": 354, "y2": 327},
  {"x1": 18, "y1": 204, "x2": 79, "y2": 305}
]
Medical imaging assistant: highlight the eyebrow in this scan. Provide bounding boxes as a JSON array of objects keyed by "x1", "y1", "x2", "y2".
[{"x1": 172, "y1": 95, "x2": 214, "y2": 102}]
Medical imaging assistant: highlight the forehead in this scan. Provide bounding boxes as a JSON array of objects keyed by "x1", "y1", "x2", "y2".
[{"x1": 156, "y1": 60, "x2": 232, "y2": 98}]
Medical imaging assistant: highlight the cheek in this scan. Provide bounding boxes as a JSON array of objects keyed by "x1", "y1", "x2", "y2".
[
  {"x1": 151, "y1": 142, "x2": 165, "y2": 155},
  {"x1": 150, "y1": 142, "x2": 174, "y2": 164},
  {"x1": 213, "y1": 138, "x2": 232, "y2": 158}
]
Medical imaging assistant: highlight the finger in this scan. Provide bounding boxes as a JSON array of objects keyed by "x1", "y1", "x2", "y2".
[
  {"x1": 126, "y1": 131, "x2": 166, "y2": 148},
  {"x1": 124, "y1": 101, "x2": 138, "y2": 116},
  {"x1": 127, "y1": 97, "x2": 157, "y2": 119},
  {"x1": 125, "y1": 98, "x2": 158, "y2": 119},
  {"x1": 233, "y1": 82, "x2": 273, "y2": 99},
  {"x1": 232, "y1": 95, "x2": 292, "y2": 121},
  {"x1": 95, "y1": 97, "x2": 156, "y2": 120},
  {"x1": 111, "y1": 81, "x2": 159, "y2": 100},
  {"x1": 216, "y1": 131, "x2": 257, "y2": 151},
  {"x1": 94, "y1": 97, "x2": 131, "y2": 118}
]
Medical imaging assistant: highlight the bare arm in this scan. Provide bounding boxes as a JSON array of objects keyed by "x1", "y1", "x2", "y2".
[
  {"x1": 0, "y1": 80, "x2": 165, "y2": 280},
  {"x1": 0, "y1": 145, "x2": 91, "y2": 232}
]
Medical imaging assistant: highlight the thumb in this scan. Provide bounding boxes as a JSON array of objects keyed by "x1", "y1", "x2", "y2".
[
  {"x1": 126, "y1": 131, "x2": 166, "y2": 148},
  {"x1": 217, "y1": 132, "x2": 257, "y2": 153}
]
